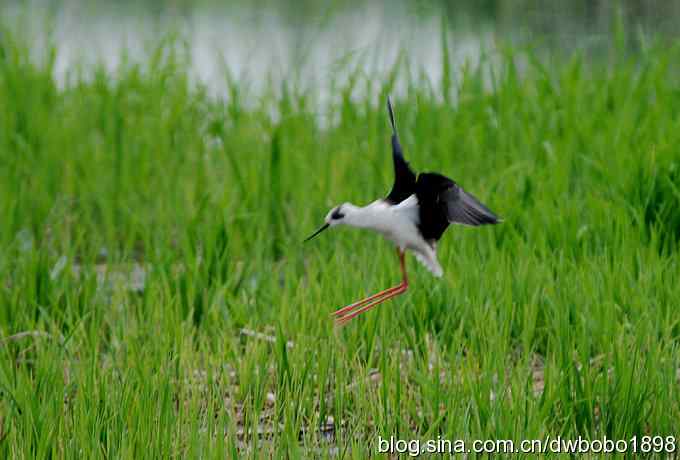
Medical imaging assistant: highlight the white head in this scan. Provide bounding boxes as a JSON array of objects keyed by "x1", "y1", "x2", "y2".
[{"x1": 304, "y1": 203, "x2": 359, "y2": 241}]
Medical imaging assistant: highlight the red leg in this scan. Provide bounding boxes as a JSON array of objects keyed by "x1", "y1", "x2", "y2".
[
  {"x1": 334, "y1": 249, "x2": 409, "y2": 325},
  {"x1": 331, "y1": 249, "x2": 407, "y2": 318},
  {"x1": 331, "y1": 284, "x2": 402, "y2": 317},
  {"x1": 335, "y1": 282, "x2": 407, "y2": 325}
]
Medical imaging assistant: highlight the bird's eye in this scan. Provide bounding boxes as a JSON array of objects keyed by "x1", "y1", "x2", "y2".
[{"x1": 331, "y1": 208, "x2": 345, "y2": 220}]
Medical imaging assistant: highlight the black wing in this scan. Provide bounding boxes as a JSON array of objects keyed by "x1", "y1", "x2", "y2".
[
  {"x1": 416, "y1": 172, "x2": 500, "y2": 242},
  {"x1": 385, "y1": 97, "x2": 417, "y2": 205}
]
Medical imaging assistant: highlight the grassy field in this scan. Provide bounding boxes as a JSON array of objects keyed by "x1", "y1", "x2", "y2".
[{"x1": 2, "y1": 25, "x2": 680, "y2": 458}]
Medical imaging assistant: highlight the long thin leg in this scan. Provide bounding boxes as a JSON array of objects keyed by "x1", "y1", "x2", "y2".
[
  {"x1": 334, "y1": 249, "x2": 409, "y2": 325},
  {"x1": 331, "y1": 249, "x2": 407, "y2": 318},
  {"x1": 335, "y1": 283, "x2": 407, "y2": 325},
  {"x1": 331, "y1": 284, "x2": 402, "y2": 318}
]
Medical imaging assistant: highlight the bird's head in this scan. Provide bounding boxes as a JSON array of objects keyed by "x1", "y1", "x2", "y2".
[{"x1": 304, "y1": 203, "x2": 355, "y2": 242}]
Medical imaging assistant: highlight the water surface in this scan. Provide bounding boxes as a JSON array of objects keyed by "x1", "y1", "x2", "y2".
[{"x1": 3, "y1": 1, "x2": 677, "y2": 96}]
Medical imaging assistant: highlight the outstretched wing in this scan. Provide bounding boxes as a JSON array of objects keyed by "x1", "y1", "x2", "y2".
[
  {"x1": 416, "y1": 172, "x2": 500, "y2": 241},
  {"x1": 385, "y1": 97, "x2": 417, "y2": 205}
]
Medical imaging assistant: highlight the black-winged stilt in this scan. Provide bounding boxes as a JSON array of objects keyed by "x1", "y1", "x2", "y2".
[{"x1": 306, "y1": 98, "x2": 501, "y2": 325}]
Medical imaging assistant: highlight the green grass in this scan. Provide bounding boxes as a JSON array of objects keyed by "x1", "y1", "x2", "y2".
[{"x1": 2, "y1": 24, "x2": 680, "y2": 459}]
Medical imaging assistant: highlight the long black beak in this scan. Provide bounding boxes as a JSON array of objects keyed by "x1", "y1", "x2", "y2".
[{"x1": 304, "y1": 223, "x2": 330, "y2": 242}]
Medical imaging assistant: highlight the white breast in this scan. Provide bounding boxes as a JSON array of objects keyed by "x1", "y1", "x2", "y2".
[
  {"x1": 345, "y1": 196, "x2": 444, "y2": 277},
  {"x1": 361, "y1": 196, "x2": 419, "y2": 247},
  {"x1": 385, "y1": 196, "x2": 444, "y2": 277}
]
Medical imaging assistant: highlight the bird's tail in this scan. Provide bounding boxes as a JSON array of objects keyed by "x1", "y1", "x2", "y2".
[{"x1": 413, "y1": 248, "x2": 443, "y2": 278}]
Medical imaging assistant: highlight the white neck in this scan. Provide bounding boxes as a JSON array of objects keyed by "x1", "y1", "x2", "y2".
[{"x1": 339, "y1": 201, "x2": 390, "y2": 231}]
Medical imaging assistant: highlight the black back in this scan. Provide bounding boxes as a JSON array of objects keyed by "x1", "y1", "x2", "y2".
[
  {"x1": 385, "y1": 98, "x2": 417, "y2": 205},
  {"x1": 416, "y1": 172, "x2": 500, "y2": 242},
  {"x1": 383, "y1": 99, "x2": 500, "y2": 243}
]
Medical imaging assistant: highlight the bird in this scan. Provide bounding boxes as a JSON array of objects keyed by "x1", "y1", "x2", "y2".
[{"x1": 305, "y1": 97, "x2": 501, "y2": 325}]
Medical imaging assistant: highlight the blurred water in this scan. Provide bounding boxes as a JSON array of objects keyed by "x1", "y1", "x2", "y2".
[{"x1": 3, "y1": 0, "x2": 678, "y2": 97}]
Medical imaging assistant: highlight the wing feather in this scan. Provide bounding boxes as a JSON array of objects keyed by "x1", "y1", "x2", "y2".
[
  {"x1": 443, "y1": 186, "x2": 500, "y2": 226},
  {"x1": 416, "y1": 172, "x2": 500, "y2": 241},
  {"x1": 385, "y1": 97, "x2": 417, "y2": 204}
]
